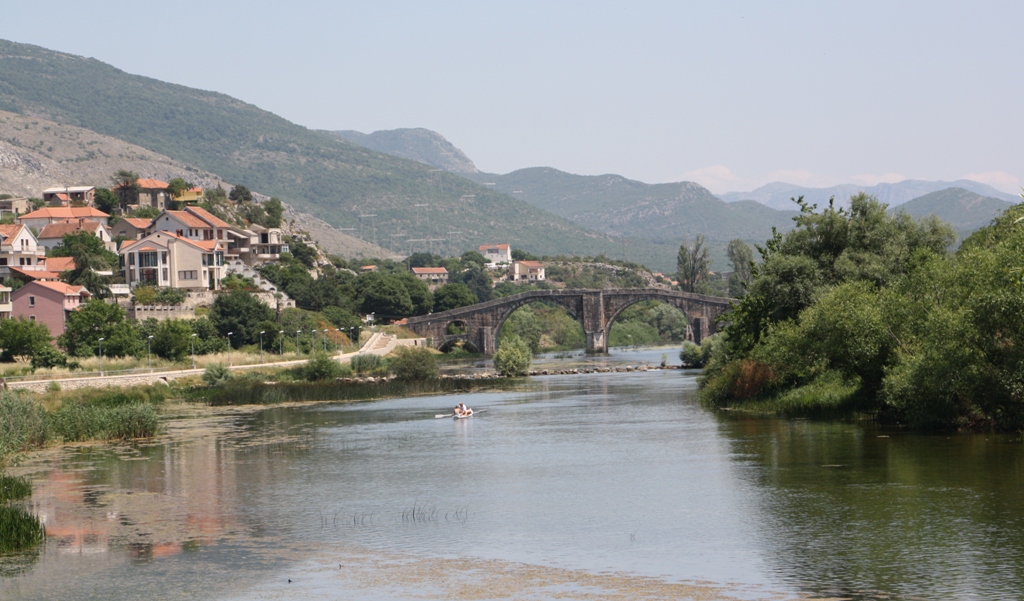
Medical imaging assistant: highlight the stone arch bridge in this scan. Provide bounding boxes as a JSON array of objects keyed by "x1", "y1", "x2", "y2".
[{"x1": 403, "y1": 288, "x2": 734, "y2": 355}]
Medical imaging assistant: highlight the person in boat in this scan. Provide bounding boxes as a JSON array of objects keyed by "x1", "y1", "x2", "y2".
[{"x1": 455, "y1": 403, "x2": 472, "y2": 416}]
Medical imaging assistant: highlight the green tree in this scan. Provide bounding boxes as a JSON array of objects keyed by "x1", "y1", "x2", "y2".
[
  {"x1": 433, "y1": 283, "x2": 478, "y2": 312},
  {"x1": 209, "y1": 290, "x2": 275, "y2": 347},
  {"x1": 676, "y1": 234, "x2": 711, "y2": 294},
  {"x1": 395, "y1": 271, "x2": 433, "y2": 315},
  {"x1": 166, "y1": 177, "x2": 191, "y2": 200},
  {"x1": 460, "y1": 265, "x2": 494, "y2": 303},
  {"x1": 263, "y1": 197, "x2": 284, "y2": 228},
  {"x1": 303, "y1": 352, "x2": 342, "y2": 381},
  {"x1": 500, "y1": 307, "x2": 543, "y2": 353},
  {"x1": 228, "y1": 184, "x2": 252, "y2": 202},
  {"x1": 460, "y1": 250, "x2": 488, "y2": 268},
  {"x1": 357, "y1": 273, "x2": 413, "y2": 319},
  {"x1": 93, "y1": 187, "x2": 119, "y2": 214},
  {"x1": 59, "y1": 300, "x2": 141, "y2": 357},
  {"x1": 111, "y1": 169, "x2": 139, "y2": 210},
  {"x1": 493, "y1": 334, "x2": 531, "y2": 376},
  {"x1": 726, "y1": 239, "x2": 754, "y2": 297},
  {"x1": 0, "y1": 318, "x2": 52, "y2": 362},
  {"x1": 190, "y1": 317, "x2": 229, "y2": 354},
  {"x1": 388, "y1": 346, "x2": 438, "y2": 380},
  {"x1": 152, "y1": 319, "x2": 192, "y2": 361}
]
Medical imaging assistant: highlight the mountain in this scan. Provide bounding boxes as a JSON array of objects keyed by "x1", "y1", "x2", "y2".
[
  {"x1": 719, "y1": 180, "x2": 1020, "y2": 210},
  {"x1": 0, "y1": 109, "x2": 398, "y2": 258},
  {"x1": 895, "y1": 188, "x2": 1016, "y2": 239},
  {"x1": 329, "y1": 128, "x2": 478, "y2": 174},
  {"x1": 463, "y1": 167, "x2": 799, "y2": 266},
  {"x1": 0, "y1": 39, "x2": 628, "y2": 262}
]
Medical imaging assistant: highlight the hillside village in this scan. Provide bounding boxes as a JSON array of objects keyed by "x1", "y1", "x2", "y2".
[{"x1": 0, "y1": 173, "x2": 691, "y2": 369}]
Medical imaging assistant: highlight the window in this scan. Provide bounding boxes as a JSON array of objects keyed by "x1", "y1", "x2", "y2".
[
  {"x1": 217, "y1": 230, "x2": 223, "y2": 239},
  {"x1": 29, "y1": 315, "x2": 35, "y2": 321},
  {"x1": 178, "y1": 270, "x2": 197, "y2": 280},
  {"x1": 128, "y1": 253, "x2": 135, "y2": 266},
  {"x1": 215, "y1": 251, "x2": 224, "y2": 266},
  {"x1": 28, "y1": 296, "x2": 34, "y2": 307},
  {"x1": 161, "y1": 252, "x2": 167, "y2": 265},
  {"x1": 139, "y1": 252, "x2": 158, "y2": 267},
  {"x1": 0, "y1": 258, "x2": 7, "y2": 266}
]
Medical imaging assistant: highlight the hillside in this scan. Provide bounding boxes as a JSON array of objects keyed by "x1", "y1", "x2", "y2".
[
  {"x1": 0, "y1": 109, "x2": 398, "y2": 258},
  {"x1": 719, "y1": 179, "x2": 1019, "y2": 210},
  {"x1": 895, "y1": 187, "x2": 1016, "y2": 239},
  {"x1": 0, "y1": 39, "x2": 631, "y2": 262},
  {"x1": 465, "y1": 167, "x2": 798, "y2": 241},
  {"x1": 330, "y1": 128, "x2": 478, "y2": 173}
]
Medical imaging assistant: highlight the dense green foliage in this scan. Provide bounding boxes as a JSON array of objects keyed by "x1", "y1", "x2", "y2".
[
  {"x1": 60, "y1": 300, "x2": 140, "y2": 357},
  {"x1": 494, "y1": 335, "x2": 531, "y2": 376},
  {"x1": 699, "y1": 193, "x2": 1024, "y2": 430},
  {"x1": 432, "y1": 282, "x2": 478, "y2": 312},
  {"x1": 209, "y1": 289, "x2": 276, "y2": 347},
  {"x1": 303, "y1": 352, "x2": 344, "y2": 381},
  {"x1": 0, "y1": 318, "x2": 53, "y2": 362},
  {"x1": 388, "y1": 347, "x2": 439, "y2": 380},
  {"x1": 350, "y1": 353, "x2": 385, "y2": 375}
]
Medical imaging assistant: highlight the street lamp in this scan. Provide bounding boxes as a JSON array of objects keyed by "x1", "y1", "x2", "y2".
[
  {"x1": 147, "y1": 335, "x2": 154, "y2": 372},
  {"x1": 259, "y1": 331, "x2": 265, "y2": 363},
  {"x1": 295, "y1": 329, "x2": 302, "y2": 355},
  {"x1": 98, "y1": 337, "x2": 105, "y2": 376},
  {"x1": 226, "y1": 332, "x2": 233, "y2": 366},
  {"x1": 279, "y1": 330, "x2": 284, "y2": 357},
  {"x1": 191, "y1": 333, "x2": 198, "y2": 369}
]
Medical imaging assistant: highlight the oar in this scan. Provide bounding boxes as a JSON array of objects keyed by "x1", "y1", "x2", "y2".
[{"x1": 435, "y1": 413, "x2": 454, "y2": 419}]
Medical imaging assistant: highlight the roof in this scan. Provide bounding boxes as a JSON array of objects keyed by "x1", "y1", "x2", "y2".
[
  {"x1": 164, "y1": 210, "x2": 209, "y2": 228},
  {"x1": 42, "y1": 186, "x2": 94, "y2": 194},
  {"x1": 22, "y1": 280, "x2": 89, "y2": 296},
  {"x1": 19, "y1": 207, "x2": 109, "y2": 220},
  {"x1": 120, "y1": 218, "x2": 153, "y2": 229},
  {"x1": 0, "y1": 224, "x2": 25, "y2": 240},
  {"x1": 186, "y1": 206, "x2": 232, "y2": 229},
  {"x1": 479, "y1": 244, "x2": 510, "y2": 250},
  {"x1": 9, "y1": 267, "x2": 62, "y2": 281},
  {"x1": 45, "y1": 257, "x2": 75, "y2": 272},
  {"x1": 136, "y1": 178, "x2": 169, "y2": 189},
  {"x1": 516, "y1": 260, "x2": 544, "y2": 268},
  {"x1": 412, "y1": 267, "x2": 448, "y2": 275},
  {"x1": 38, "y1": 219, "x2": 102, "y2": 240},
  {"x1": 360, "y1": 265, "x2": 378, "y2": 271},
  {"x1": 122, "y1": 231, "x2": 221, "y2": 253}
]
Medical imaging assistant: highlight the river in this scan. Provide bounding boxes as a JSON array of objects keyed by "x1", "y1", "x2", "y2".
[{"x1": 2, "y1": 348, "x2": 1023, "y2": 600}]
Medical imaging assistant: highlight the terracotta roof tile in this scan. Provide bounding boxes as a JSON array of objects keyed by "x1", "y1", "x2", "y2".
[
  {"x1": 0, "y1": 224, "x2": 25, "y2": 239},
  {"x1": 44, "y1": 257, "x2": 76, "y2": 272},
  {"x1": 186, "y1": 207, "x2": 232, "y2": 228},
  {"x1": 38, "y1": 219, "x2": 102, "y2": 240},
  {"x1": 412, "y1": 267, "x2": 448, "y2": 274},
  {"x1": 9, "y1": 267, "x2": 62, "y2": 280},
  {"x1": 121, "y1": 218, "x2": 153, "y2": 229},
  {"x1": 164, "y1": 210, "x2": 209, "y2": 228},
  {"x1": 19, "y1": 207, "x2": 109, "y2": 220},
  {"x1": 23, "y1": 280, "x2": 89, "y2": 296}
]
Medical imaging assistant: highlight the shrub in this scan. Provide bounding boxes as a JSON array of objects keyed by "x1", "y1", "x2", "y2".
[
  {"x1": 32, "y1": 345, "x2": 69, "y2": 371},
  {"x1": 494, "y1": 335, "x2": 531, "y2": 377},
  {"x1": 46, "y1": 381, "x2": 61, "y2": 393},
  {"x1": 350, "y1": 353, "x2": 384, "y2": 374},
  {"x1": 388, "y1": 347, "x2": 438, "y2": 380},
  {"x1": 202, "y1": 363, "x2": 233, "y2": 386},
  {"x1": 48, "y1": 403, "x2": 158, "y2": 442},
  {"x1": 680, "y1": 341, "x2": 704, "y2": 366},
  {"x1": 0, "y1": 393, "x2": 46, "y2": 464},
  {"x1": 0, "y1": 474, "x2": 32, "y2": 503},
  {"x1": 304, "y1": 352, "x2": 343, "y2": 381}
]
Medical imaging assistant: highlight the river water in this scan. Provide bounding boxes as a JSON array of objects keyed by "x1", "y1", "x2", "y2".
[{"x1": 2, "y1": 348, "x2": 1023, "y2": 600}]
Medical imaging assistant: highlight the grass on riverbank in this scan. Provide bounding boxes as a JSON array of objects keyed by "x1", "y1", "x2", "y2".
[{"x1": 703, "y1": 370, "x2": 872, "y2": 421}]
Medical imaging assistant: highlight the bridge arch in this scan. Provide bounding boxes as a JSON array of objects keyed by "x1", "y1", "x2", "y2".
[
  {"x1": 490, "y1": 296, "x2": 586, "y2": 354},
  {"x1": 603, "y1": 297, "x2": 693, "y2": 347}
]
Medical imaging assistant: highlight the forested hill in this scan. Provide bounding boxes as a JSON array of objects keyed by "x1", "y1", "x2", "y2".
[
  {"x1": 0, "y1": 39, "x2": 626, "y2": 260},
  {"x1": 464, "y1": 167, "x2": 799, "y2": 243}
]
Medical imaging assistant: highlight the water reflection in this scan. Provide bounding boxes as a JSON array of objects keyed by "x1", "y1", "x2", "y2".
[{"x1": 1, "y1": 348, "x2": 1022, "y2": 600}]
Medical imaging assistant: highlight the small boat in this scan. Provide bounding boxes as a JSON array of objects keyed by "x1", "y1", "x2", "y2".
[{"x1": 453, "y1": 410, "x2": 474, "y2": 419}]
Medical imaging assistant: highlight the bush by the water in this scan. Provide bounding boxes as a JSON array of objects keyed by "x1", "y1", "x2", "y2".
[
  {"x1": 202, "y1": 363, "x2": 233, "y2": 386},
  {"x1": 680, "y1": 335, "x2": 719, "y2": 368},
  {"x1": 0, "y1": 394, "x2": 46, "y2": 464},
  {"x1": 388, "y1": 347, "x2": 438, "y2": 380},
  {"x1": 494, "y1": 335, "x2": 531, "y2": 377},
  {"x1": 48, "y1": 403, "x2": 159, "y2": 442},
  {"x1": 304, "y1": 352, "x2": 344, "y2": 381},
  {"x1": 350, "y1": 353, "x2": 385, "y2": 375}
]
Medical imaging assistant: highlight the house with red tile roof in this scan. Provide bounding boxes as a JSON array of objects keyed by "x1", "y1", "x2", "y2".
[
  {"x1": 119, "y1": 231, "x2": 225, "y2": 290},
  {"x1": 42, "y1": 186, "x2": 95, "y2": 207},
  {"x1": 17, "y1": 207, "x2": 110, "y2": 230},
  {"x1": 479, "y1": 243, "x2": 512, "y2": 266},
  {"x1": 37, "y1": 218, "x2": 115, "y2": 252},
  {"x1": 110, "y1": 217, "x2": 154, "y2": 242},
  {"x1": 11, "y1": 280, "x2": 90, "y2": 337},
  {"x1": 112, "y1": 178, "x2": 171, "y2": 212},
  {"x1": 0, "y1": 224, "x2": 47, "y2": 279},
  {"x1": 411, "y1": 266, "x2": 449, "y2": 287},
  {"x1": 149, "y1": 207, "x2": 286, "y2": 267},
  {"x1": 510, "y1": 260, "x2": 545, "y2": 282}
]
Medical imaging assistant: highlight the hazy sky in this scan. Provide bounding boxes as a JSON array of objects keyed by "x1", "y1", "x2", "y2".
[{"x1": 2, "y1": 1, "x2": 1022, "y2": 193}]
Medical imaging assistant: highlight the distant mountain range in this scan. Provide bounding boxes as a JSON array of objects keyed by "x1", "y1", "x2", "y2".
[
  {"x1": 894, "y1": 187, "x2": 1015, "y2": 239},
  {"x1": 329, "y1": 128, "x2": 478, "y2": 174},
  {"x1": 718, "y1": 179, "x2": 1019, "y2": 211}
]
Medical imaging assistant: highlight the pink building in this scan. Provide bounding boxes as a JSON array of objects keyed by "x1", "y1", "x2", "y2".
[{"x1": 11, "y1": 281, "x2": 90, "y2": 337}]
